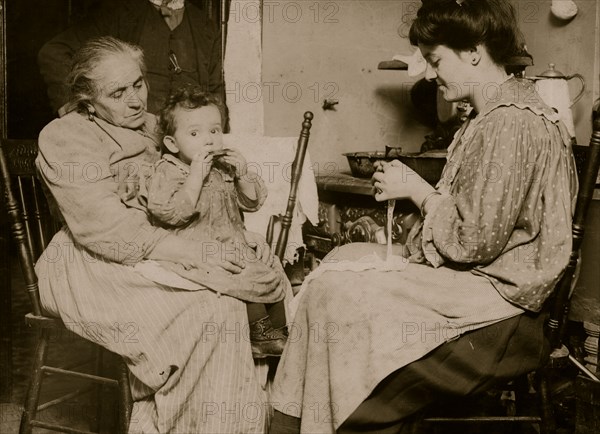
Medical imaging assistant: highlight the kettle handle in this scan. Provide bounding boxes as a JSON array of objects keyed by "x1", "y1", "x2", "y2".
[{"x1": 566, "y1": 73, "x2": 586, "y2": 107}]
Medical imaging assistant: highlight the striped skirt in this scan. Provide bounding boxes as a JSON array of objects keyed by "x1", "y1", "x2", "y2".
[{"x1": 36, "y1": 228, "x2": 266, "y2": 433}]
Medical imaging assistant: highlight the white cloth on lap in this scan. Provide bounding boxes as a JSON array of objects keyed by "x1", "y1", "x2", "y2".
[
  {"x1": 289, "y1": 250, "x2": 409, "y2": 317},
  {"x1": 134, "y1": 260, "x2": 205, "y2": 290}
]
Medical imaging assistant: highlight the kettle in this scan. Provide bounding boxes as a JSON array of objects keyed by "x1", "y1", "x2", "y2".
[{"x1": 529, "y1": 63, "x2": 585, "y2": 138}]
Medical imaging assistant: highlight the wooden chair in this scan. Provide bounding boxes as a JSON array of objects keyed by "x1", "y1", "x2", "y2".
[
  {"x1": 421, "y1": 104, "x2": 600, "y2": 433},
  {"x1": 0, "y1": 139, "x2": 132, "y2": 434},
  {"x1": 1, "y1": 111, "x2": 314, "y2": 432},
  {"x1": 266, "y1": 111, "x2": 314, "y2": 267}
]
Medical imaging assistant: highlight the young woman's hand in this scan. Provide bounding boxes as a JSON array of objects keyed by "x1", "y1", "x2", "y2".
[{"x1": 371, "y1": 160, "x2": 432, "y2": 204}]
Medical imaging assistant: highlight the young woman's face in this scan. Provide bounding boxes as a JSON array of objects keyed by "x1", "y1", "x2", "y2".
[
  {"x1": 91, "y1": 54, "x2": 148, "y2": 129},
  {"x1": 166, "y1": 105, "x2": 224, "y2": 165},
  {"x1": 418, "y1": 44, "x2": 475, "y2": 103}
]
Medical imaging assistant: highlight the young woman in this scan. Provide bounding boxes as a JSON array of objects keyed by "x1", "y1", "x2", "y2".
[{"x1": 270, "y1": 1, "x2": 577, "y2": 432}]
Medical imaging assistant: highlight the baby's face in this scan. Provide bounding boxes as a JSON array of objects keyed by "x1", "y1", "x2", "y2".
[{"x1": 168, "y1": 105, "x2": 223, "y2": 164}]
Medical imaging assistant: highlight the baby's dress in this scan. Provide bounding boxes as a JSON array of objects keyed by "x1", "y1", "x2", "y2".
[{"x1": 139, "y1": 154, "x2": 287, "y2": 303}]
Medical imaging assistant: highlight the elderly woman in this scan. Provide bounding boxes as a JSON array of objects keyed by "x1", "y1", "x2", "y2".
[
  {"x1": 270, "y1": 0, "x2": 577, "y2": 433},
  {"x1": 35, "y1": 36, "x2": 271, "y2": 433}
]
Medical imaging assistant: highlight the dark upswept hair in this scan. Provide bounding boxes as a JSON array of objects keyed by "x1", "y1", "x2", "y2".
[
  {"x1": 408, "y1": 0, "x2": 524, "y2": 66},
  {"x1": 67, "y1": 36, "x2": 146, "y2": 111},
  {"x1": 159, "y1": 85, "x2": 226, "y2": 138}
]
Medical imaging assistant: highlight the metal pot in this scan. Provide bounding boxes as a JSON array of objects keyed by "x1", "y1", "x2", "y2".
[
  {"x1": 528, "y1": 63, "x2": 585, "y2": 138},
  {"x1": 343, "y1": 151, "x2": 445, "y2": 185}
]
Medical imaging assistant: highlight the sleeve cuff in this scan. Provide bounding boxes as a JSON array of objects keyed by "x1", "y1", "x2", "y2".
[
  {"x1": 85, "y1": 225, "x2": 170, "y2": 266},
  {"x1": 237, "y1": 178, "x2": 267, "y2": 211}
]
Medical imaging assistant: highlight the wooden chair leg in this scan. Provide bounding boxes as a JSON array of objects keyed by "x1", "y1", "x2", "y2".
[
  {"x1": 91, "y1": 345, "x2": 104, "y2": 433},
  {"x1": 537, "y1": 371, "x2": 557, "y2": 434},
  {"x1": 19, "y1": 329, "x2": 50, "y2": 434},
  {"x1": 117, "y1": 358, "x2": 132, "y2": 434}
]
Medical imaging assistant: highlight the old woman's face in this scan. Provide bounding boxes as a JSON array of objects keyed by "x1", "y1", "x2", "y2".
[{"x1": 91, "y1": 54, "x2": 148, "y2": 129}]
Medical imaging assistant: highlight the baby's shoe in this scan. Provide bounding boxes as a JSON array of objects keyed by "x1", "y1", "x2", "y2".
[{"x1": 250, "y1": 316, "x2": 287, "y2": 358}]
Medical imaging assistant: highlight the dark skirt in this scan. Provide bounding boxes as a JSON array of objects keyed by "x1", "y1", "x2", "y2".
[
  {"x1": 270, "y1": 312, "x2": 547, "y2": 434},
  {"x1": 339, "y1": 312, "x2": 548, "y2": 433}
]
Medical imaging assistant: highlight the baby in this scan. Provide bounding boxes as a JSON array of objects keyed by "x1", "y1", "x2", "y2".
[{"x1": 143, "y1": 86, "x2": 288, "y2": 357}]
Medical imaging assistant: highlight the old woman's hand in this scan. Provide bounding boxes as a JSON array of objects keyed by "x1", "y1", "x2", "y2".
[
  {"x1": 372, "y1": 160, "x2": 432, "y2": 204},
  {"x1": 190, "y1": 240, "x2": 247, "y2": 274}
]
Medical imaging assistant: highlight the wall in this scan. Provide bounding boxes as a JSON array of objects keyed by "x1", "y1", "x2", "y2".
[
  {"x1": 516, "y1": 0, "x2": 599, "y2": 146},
  {"x1": 4, "y1": 0, "x2": 73, "y2": 138},
  {"x1": 225, "y1": 0, "x2": 264, "y2": 133},
  {"x1": 260, "y1": 0, "x2": 600, "y2": 172},
  {"x1": 261, "y1": 0, "x2": 430, "y2": 173}
]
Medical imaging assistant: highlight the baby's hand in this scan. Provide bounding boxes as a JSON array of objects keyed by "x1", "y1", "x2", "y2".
[
  {"x1": 190, "y1": 150, "x2": 213, "y2": 180},
  {"x1": 221, "y1": 149, "x2": 248, "y2": 179}
]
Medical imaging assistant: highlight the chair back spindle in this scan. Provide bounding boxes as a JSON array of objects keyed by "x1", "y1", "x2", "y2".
[
  {"x1": 16, "y1": 176, "x2": 36, "y2": 260},
  {"x1": 0, "y1": 140, "x2": 46, "y2": 317},
  {"x1": 16, "y1": 176, "x2": 49, "y2": 259},
  {"x1": 31, "y1": 178, "x2": 50, "y2": 255},
  {"x1": 274, "y1": 111, "x2": 314, "y2": 261}
]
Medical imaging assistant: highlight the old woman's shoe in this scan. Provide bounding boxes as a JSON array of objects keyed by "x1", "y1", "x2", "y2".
[{"x1": 250, "y1": 316, "x2": 287, "y2": 358}]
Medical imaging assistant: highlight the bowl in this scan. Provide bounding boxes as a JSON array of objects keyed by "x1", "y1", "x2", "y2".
[
  {"x1": 343, "y1": 151, "x2": 393, "y2": 178},
  {"x1": 396, "y1": 152, "x2": 447, "y2": 185},
  {"x1": 344, "y1": 151, "x2": 446, "y2": 185}
]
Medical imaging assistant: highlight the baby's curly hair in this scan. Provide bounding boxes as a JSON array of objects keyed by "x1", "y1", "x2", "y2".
[{"x1": 159, "y1": 85, "x2": 226, "y2": 138}]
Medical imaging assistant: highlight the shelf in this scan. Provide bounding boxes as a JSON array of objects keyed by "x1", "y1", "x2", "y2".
[
  {"x1": 377, "y1": 60, "x2": 408, "y2": 70},
  {"x1": 377, "y1": 56, "x2": 532, "y2": 72}
]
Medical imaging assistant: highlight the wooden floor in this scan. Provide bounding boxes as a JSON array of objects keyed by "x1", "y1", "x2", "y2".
[{"x1": 1, "y1": 256, "x2": 584, "y2": 434}]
